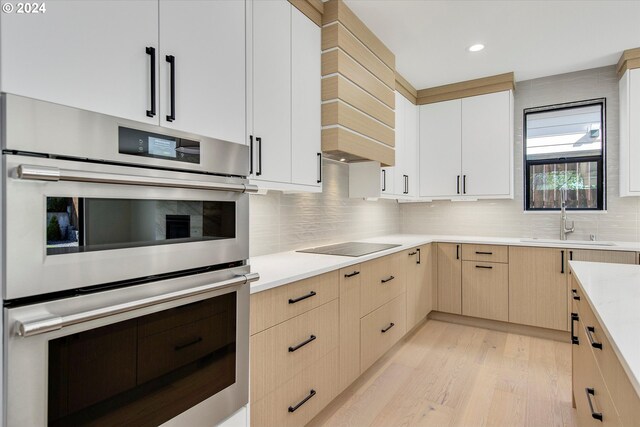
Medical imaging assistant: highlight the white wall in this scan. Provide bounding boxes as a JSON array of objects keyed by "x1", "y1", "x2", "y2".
[
  {"x1": 402, "y1": 65, "x2": 640, "y2": 242},
  {"x1": 249, "y1": 159, "x2": 401, "y2": 256}
]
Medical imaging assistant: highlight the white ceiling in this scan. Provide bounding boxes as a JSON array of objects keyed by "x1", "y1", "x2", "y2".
[{"x1": 343, "y1": 0, "x2": 640, "y2": 89}]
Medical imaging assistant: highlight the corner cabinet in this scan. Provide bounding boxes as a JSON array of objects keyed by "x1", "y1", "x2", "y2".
[
  {"x1": 619, "y1": 68, "x2": 640, "y2": 196},
  {"x1": 419, "y1": 90, "x2": 514, "y2": 200},
  {"x1": 248, "y1": 0, "x2": 322, "y2": 192},
  {"x1": 0, "y1": 1, "x2": 247, "y2": 145}
]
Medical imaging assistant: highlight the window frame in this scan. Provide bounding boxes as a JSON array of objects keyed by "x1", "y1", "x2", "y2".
[{"x1": 523, "y1": 98, "x2": 607, "y2": 212}]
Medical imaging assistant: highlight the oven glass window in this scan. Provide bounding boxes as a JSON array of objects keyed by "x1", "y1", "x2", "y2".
[
  {"x1": 46, "y1": 197, "x2": 236, "y2": 255},
  {"x1": 48, "y1": 292, "x2": 237, "y2": 427}
]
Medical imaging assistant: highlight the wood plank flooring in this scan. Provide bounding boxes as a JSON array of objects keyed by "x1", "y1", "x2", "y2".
[{"x1": 308, "y1": 320, "x2": 577, "y2": 427}]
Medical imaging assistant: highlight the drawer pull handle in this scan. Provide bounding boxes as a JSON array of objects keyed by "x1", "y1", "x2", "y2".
[
  {"x1": 288, "y1": 389, "x2": 316, "y2": 413},
  {"x1": 571, "y1": 313, "x2": 580, "y2": 345},
  {"x1": 572, "y1": 289, "x2": 581, "y2": 301},
  {"x1": 408, "y1": 251, "x2": 417, "y2": 256},
  {"x1": 174, "y1": 336, "x2": 203, "y2": 351},
  {"x1": 288, "y1": 291, "x2": 316, "y2": 304},
  {"x1": 585, "y1": 387, "x2": 603, "y2": 421},
  {"x1": 586, "y1": 326, "x2": 603, "y2": 350},
  {"x1": 475, "y1": 251, "x2": 493, "y2": 255},
  {"x1": 475, "y1": 265, "x2": 493, "y2": 269},
  {"x1": 344, "y1": 271, "x2": 360, "y2": 278},
  {"x1": 381, "y1": 276, "x2": 395, "y2": 284},
  {"x1": 381, "y1": 322, "x2": 395, "y2": 333},
  {"x1": 288, "y1": 335, "x2": 316, "y2": 352}
]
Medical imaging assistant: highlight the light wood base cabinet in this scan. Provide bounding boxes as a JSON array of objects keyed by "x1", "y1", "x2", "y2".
[
  {"x1": 462, "y1": 261, "x2": 508, "y2": 322},
  {"x1": 360, "y1": 293, "x2": 406, "y2": 373},
  {"x1": 360, "y1": 252, "x2": 404, "y2": 317},
  {"x1": 338, "y1": 264, "x2": 361, "y2": 392},
  {"x1": 436, "y1": 243, "x2": 462, "y2": 314},
  {"x1": 508, "y1": 246, "x2": 568, "y2": 331},
  {"x1": 405, "y1": 244, "x2": 435, "y2": 330},
  {"x1": 251, "y1": 349, "x2": 339, "y2": 427}
]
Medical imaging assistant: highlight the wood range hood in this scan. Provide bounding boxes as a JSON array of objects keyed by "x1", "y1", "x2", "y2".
[{"x1": 321, "y1": 0, "x2": 397, "y2": 167}]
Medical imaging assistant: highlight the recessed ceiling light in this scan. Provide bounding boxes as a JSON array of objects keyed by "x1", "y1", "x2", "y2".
[
  {"x1": 340, "y1": 158, "x2": 346, "y2": 162},
  {"x1": 468, "y1": 44, "x2": 485, "y2": 52}
]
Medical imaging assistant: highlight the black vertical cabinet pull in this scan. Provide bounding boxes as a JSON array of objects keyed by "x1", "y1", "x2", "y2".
[
  {"x1": 463, "y1": 175, "x2": 467, "y2": 194},
  {"x1": 381, "y1": 169, "x2": 386, "y2": 191},
  {"x1": 585, "y1": 388, "x2": 603, "y2": 421},
  {"x1": 256, "y1": 137, "x2": 262, "y2": 176},
  {"x1": 403, "y1": 175, "x2": 408, "y2": 194},
  {"x1": 456, "y1": 244, "x2": 460, "y2": 260},
  {"x1": 570, "y1": 250, "x2": 573, "y2": 260},
  {"x1": 317, "y1": 153, "x2": 322, "y2": 183},
  {"x1": 571, "y1": 312, "x2": 579, "y2": 345},
  {"x1": 417, "y1": 248, "x2": 421, "y2": 264},
  {"x1": 166, "y1": 55, "x2": 176, "y2": 122},
  {"x1": 561, "y1": 250, "x2": 565, "y2": 274},
  {"x1": 145, "y1": 47, "x2": 156, "y2": 117},
  {"x1": 249, "y1": 135, "x2": 254, "y2": 175},
  {"x1": 456, "y1": 175, "x2": 460, "y2": 194}
]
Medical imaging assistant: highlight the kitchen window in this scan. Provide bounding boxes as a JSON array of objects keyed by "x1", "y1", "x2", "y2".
[{"x1": 524, "y1": 99, "x2": 606, "y2": 211}]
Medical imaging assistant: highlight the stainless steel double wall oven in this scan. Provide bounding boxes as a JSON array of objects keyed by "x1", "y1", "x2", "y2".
[{"x1": 1, "y1": 94, "x2": 258, "y2": 427}]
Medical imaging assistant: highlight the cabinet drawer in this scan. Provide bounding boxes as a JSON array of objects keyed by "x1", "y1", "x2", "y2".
[
  {"x1": 360, "y1": 293, "x2": 406, "y2": 373},
  {"x1": 461, "y1": 244, "x2": 508, "y2": 263},
  {"x1": 573, "y1": 319, "x2": 621, "y2": 427},
  {"x1": 250, "y1": 271, "x2": 339, "y2": 335},
  {"x1": 461, "y1": 261, "x2": 508, "y2": 322},
  {"x1": 251, "y1": 349, "x2": 339, "y2": 427},
  {"x1": 250, "y1": 300, "x2": 339, "y2": 403},
  {"x1": 360, "y1": 252, "x2": 405, "y2": 317},
  {"x1": 574, "y1": 285, "x2": 640, "y2": 426}
]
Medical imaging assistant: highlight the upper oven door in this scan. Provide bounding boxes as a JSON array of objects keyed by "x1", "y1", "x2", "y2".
[
  {"x1": 2, "y1": 154, "x2": 250, "y2": 300},
  {"x1": 1, "y1": 94, "x2": 249, "y2": 176}
]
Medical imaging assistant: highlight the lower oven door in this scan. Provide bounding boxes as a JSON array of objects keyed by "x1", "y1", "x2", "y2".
[
  {"x1": 5, "y1": 267, "x2": 254, "y2": 427},
  {"x1": 2, "y1": 154, "x2": 253, "y2": 300}
]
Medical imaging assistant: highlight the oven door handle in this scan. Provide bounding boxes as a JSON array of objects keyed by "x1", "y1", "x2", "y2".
[
  {"x1": 14, "y1": 272, "x2": 260, "y2": 338},
  {"x1": 16, "y1": 164, "x2": 260, "y2": 194}
]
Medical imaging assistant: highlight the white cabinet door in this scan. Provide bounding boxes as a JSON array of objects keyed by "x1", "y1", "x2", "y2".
[
  {"x1": 403, "y1": 98, "x2": 419, "y2": 197},
  {"x1": 291, "y1": 9, "x2": 322, "y2": 188},
  {"x1": 159, "y1": 1, "x2": 246, "y2": 144},
  {"x1": 0, "y1": 1, "x2": 158, "y2": 124},
  {"x1": 251, "y1": 0, "x2": 291, "y2": 184},
  {"x1": 628, "y1": 69, "x2": 640, "y2": 193},
  {"x1": 393, "y1": 91, "x2": 406, "y2": 196},
  {"x1": 461, "y1": 91, "x2": 512, "y2": 197},
  {"x1": 419, "y1": 100, "x2": 462, "y2": 197}
]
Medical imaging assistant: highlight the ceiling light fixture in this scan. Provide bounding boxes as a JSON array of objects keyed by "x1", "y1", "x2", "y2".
[
  {"x1": 340, "y1": 158, "x2": 346, "y2": 162},
  {"x1": 468, "y1": 43, "x2": 485, "y2": 52}
]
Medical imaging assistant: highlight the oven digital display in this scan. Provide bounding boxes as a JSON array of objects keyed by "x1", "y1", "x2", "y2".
[
  {"x1": 148, "y1": 136, "x2": 177, "y2": 158},
  {"x1": 118, "y1": 127, "x2": 200, "y2": 164}
]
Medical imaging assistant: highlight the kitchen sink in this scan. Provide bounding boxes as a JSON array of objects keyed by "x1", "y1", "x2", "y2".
[{"x1": 519, "y1": 238, "x2": 617, "y2": 247}]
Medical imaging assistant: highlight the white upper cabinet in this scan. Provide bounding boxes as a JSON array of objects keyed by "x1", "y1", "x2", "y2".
[
  {"x1": 159, "y1": 1, "x2": 246, "y2": 145},
  {"x1": 0, "y1": 1, "x2": 247, "y2": 144},
  {"x1": 419, "y1": 91, "x2": 513, "y2": 199},
  {"x1": 419, "y1": 99, "x2": 462, "y2": 198},
  {"x1": 248, "y1": 0, "x2": 321, "y2": 192},
  {"x1": 0, "y1": 1, "x2": 158, "y2": 124},
  {"x1": 250, "y1": 0, "x2": 292, "y2": 185},
  {"x1": 461, "y1": 91, "x2": 513, "y2": 197},
  {"x1": 291, "y1": 8, "x2": 322, "y2": 187},
  {"x1": 403, "y1": 96, "x2": 419, "y2": 197},
  {"x1": 620, "y1": 68, "x2": 640, "y2": 196}
]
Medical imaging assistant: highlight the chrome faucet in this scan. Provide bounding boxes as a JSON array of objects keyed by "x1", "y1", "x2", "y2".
[{"x1": 560, "y1": 188, "x2": 575, "y2": 240}]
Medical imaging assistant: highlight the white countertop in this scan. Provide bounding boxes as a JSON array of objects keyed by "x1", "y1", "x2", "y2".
[
  {"x1": 249, "y1": 234, "x2": 640, "y2": 294},
  {"x1": 569, "y1": 261, "x2": 640, "y2": 397}
]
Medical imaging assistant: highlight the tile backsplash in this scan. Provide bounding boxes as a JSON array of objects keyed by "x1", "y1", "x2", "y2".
[
  {"x1": 250, "y1": 65, "x2": 640, "y2": 257},
  {"x1": 402, "y1": 65, "x2": 640, "y2": 242},
  {"x1": 249, "y1": 159, "x2": 401, "y2": 257}
]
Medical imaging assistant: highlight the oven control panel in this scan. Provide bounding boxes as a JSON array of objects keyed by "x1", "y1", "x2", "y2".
[{"x1": 118, "y1": 127, "x2": 200, "y2": 164}]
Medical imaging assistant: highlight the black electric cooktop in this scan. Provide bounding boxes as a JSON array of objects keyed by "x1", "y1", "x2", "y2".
[{"x1": 297, "y1": 242, "x2": 401, "y2": 257}]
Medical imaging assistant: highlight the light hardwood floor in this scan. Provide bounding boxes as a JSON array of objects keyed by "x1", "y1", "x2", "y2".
[{"x1": 308, "y1": 320, "x2": 577, "y2": 427}]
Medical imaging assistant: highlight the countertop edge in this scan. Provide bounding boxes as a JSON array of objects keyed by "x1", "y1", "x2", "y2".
[{"x1": 569, "y1": 261, "x2": 640, "y2": 399}]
